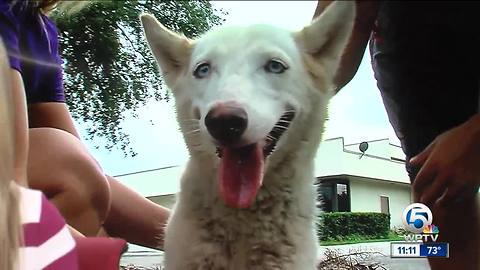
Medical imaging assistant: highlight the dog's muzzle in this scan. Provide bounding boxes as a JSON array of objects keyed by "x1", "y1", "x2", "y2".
[{"x1": 205, "y1": 102, "x2": 248, "y2": 146}]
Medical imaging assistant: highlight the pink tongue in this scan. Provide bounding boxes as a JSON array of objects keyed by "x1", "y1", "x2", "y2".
[{"x1": 219, "y1": 143, "x2": 264, "y2": 209}]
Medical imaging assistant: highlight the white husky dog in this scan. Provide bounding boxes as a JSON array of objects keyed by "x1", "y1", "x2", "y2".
[{"x1": 141, "y1": 2, "x2": 354, "y2": 269}]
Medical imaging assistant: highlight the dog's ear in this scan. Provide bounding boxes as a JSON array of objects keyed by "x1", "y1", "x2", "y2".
[
  {"x1": 295, "y1": 1, "x2": 355, "y2": 90},
  {"x1": 140, "y1": 14, "x2": 193, "y2": 86}
]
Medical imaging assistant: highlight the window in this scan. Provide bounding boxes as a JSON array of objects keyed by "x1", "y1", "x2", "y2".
[
  {"x1": 317, "y1": 177, "x2": 350, "y2": 212},
  {"x1": 380, "y1": 196, "x2": 390, "y2": 214},
  {"x1": 337, "y1": 183, "x2": 349, "y2": 212},
  {"x1": 318, "y1": 182, "x2": 334, "y2": 212}
]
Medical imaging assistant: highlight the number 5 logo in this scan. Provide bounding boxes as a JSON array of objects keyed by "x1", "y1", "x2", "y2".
[{"x1": 402, "y1": 203, "x2": 433, "y2": 233}]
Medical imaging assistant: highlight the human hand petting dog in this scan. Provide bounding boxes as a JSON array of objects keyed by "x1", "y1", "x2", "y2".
[{"x1": 410, "y1": 114, "x2": 480, "y2": 207}]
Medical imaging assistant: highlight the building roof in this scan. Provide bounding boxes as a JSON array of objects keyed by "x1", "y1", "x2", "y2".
[
  {"x1": 115, "y1": 137, "x2": 410, "y2": 197},
  {"x1": 315, "y1": 137, "x2": 410, "y2": 184},
  {"x1": 115, "y1": 165, "x2": 184, "y2": 197}
]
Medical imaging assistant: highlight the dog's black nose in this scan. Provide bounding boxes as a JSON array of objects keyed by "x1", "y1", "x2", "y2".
[{"x1": 205, "y1": 104, "x2": 248, "y2": 145}]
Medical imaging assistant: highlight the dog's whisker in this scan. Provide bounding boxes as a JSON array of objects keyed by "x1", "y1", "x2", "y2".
[
  {"x1": 185, "y1": 129, "x2": 200, "y2": 135},
  {"x1": 181, "y1": 121, "x2": 200, "y2": 124},
  {"x1": 266, "y1": 135, "x2": 276, "y2": 141},
  {"x1": 180, "y1": 120, "x2": 201, "y2": 125},
  {"x1": 183, "y1": 124, "x2": 200, "y2": 128},
  {"x1": 180, "y1": 118, "x2": 200, "y2": 122},
  {"x1": 185, "y1": 127, "x2": 200, "y2": 132},
  {"x1": 190, "y1": 143, "x2": 203, "y2": 147},
  {"x1": 273, "y1": 125, "x2": 289, "y2": 130}
]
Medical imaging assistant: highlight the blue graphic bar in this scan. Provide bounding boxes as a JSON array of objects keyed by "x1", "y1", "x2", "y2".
[{"x1": 419, "y1": 243, "x2": 449, "y2": 257}]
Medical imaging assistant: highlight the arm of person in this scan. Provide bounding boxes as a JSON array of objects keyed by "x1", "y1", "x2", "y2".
[
  {"x1": 10, "y1": 70, "x2": 29, "y2": 186},
  {"x1": 28, "y1": 102, "x2": 80, "y2": 139},
  {"x1": 1, "y1": 3, "x2": 29, "y2": 186},
  {"x1": 313, "y1": 1, "x2": 380, "y2": 92},
  {"x1": 410, "y1": 113, "x2": 480, "y2": 206}
]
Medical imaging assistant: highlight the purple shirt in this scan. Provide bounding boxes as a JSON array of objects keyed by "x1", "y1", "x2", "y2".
[{"x1": 0, "y1": 0, "x2": 65, "y2": 103}]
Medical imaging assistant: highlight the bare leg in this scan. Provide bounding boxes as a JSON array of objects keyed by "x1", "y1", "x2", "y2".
[
  {"x1": 27, "y1": 127, "x2": 111, "y2": 236},
  {"x1": 427, "y1": 196, "x2": 479, "y2": 270},
  {"x1": 103, "y1": 176, "x2": 170, "y2": 250},
  {"x1": 10, "y1": 70, "x2": 29, "y2": 186},
  {"x1": 28, "y1": 127, "x2": 171, "y2": 249}
]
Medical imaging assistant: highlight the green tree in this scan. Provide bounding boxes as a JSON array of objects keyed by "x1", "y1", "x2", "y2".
[{"x1": 53, "y1": 1, "x2": 225, "y2": 156}]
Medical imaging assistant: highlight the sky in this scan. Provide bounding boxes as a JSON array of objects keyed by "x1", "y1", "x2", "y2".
[{"x1": 78, "y1": 1, "x2": 399, "y2": 177}]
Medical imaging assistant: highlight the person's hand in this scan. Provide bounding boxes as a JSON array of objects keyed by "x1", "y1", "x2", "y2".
[{"x1": 410, "y1": 114, "x2": 480, "y2": 207}]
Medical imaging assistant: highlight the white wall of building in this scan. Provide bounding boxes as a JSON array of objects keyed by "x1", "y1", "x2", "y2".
[
  {"x1": 315, "y1": 138, "x2": 410, "y2": 184},
  {"x1": 117, "y1": 138, "x2": 411, "y2": 197},
  {"x1": 116, "y1": 137, "x2": 413, "y2": 229},
  {"x1": 349, "y1": 177, "x2": 411, "y2": 228},
  {"x1": 116, "y1": 165, "x2": 184, "y2": 197},
  {"x1": 344, "y1": 139, "x2": 405, "y2": 161}
]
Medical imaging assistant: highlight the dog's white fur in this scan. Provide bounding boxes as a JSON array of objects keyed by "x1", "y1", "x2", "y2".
[{"x1": 141, "y1": 2, "x2": 354, "y2": 269}]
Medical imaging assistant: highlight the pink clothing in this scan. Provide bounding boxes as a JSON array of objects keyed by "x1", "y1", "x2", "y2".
[
  {"x1": 18, "y1": 186, "x2": 128, "y2": 270},
  {"x1": 75, "y1": 237, "x2": 127, "y2": 270},
  {"x1": 18, "y1": 186, "x2": 78, "y2": 270}
]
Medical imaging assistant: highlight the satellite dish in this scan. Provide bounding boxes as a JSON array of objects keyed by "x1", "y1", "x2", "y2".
[
  {"x1": 359, "y1": 142, "x2": 368, "y2": 159},
  {"x1": 359, "y1": 142, "x2": 369, "y2": 153}
]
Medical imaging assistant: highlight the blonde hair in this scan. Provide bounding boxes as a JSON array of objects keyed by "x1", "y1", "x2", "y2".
[
  {"x1": 0, "y1": 40, "x2": 21, "y2": 270},
  {"x1": 36, "y1": 0, "x2": 91, "y2": 14},
  {"x1": 1, "y1": 2, "x2": 91, "y2": 268}
]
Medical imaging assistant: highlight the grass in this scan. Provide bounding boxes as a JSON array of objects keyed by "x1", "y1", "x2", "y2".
[{"x1": 320, "y1": 231, "x2": 403, "y2": 246}]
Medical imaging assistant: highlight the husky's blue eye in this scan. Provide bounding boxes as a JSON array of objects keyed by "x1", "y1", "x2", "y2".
[
  {"x1": 265, "y1": 59, "x2": 288, "y2": 74},
  {"x1": 193, "y1": 62, "x2": 211, "y2": 78}
]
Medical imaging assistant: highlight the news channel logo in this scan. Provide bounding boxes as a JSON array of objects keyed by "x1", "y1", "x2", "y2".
[
  {"x1": 402, "y1": 203, "x2": 439, "y2": 241},
  {"x1": 402, "y1": 203, "x2": 432, "y2": 233}
]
